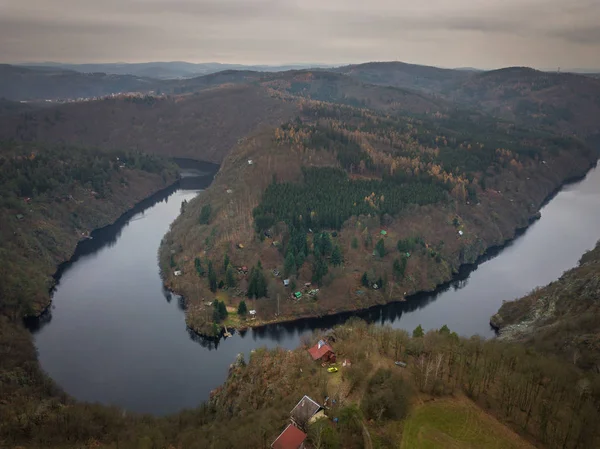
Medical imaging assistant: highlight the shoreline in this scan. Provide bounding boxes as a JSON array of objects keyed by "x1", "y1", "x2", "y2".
[
  {"x1": 181, "y1": 158, "x2": 598, "y2": 339},
  {"x1": 26, "y1": 164, "x2": 219, "y2": 322}
]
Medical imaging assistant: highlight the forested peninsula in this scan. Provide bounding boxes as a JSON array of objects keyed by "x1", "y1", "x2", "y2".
[{"x1": 160, "y1": 100, "x2": 597, "y2": 336}]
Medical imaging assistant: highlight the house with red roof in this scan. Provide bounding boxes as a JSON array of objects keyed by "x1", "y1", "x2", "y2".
[
  {"x1": 271, "y1": 423, "x2": 307, "y2": 449},
  {"x1": 307, "y1": 339, "x2": 336, "y2": 363}
]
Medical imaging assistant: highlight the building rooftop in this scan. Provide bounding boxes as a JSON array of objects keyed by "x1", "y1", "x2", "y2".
[
  {"x1": 307, "y1": 340, "x2": 334, "y2": 361},
  {"x1": 290, "y1": 395, "x2": 322, "y2": 427},
  {"x1": 271, "y1": 423, "x2": 307, "y2": 449}
]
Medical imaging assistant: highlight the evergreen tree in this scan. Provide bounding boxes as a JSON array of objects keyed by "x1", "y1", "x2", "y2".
[
  {"x1": 393, "y1": 257, "x2": 407, "y2": 279},
  {"x1": 439, "y1": 324, "x2": 451, "y2": 335},
  {"x1": 375, "y1": 238, "x2": 385, "y2": 257},
  {"x1": 194, "y1": 257, "x2": 204, "y2": 276},
  {"x1": 320, "y1": 232, "x2": 333, "y2": 255},
  {"x1": 223, "y1": 253, "x2": 230, "y2": 272},
  {"x1": 247, "y1": 264, "x2": 267, "y2": 298},
  {"x1": 412, "y1": 324, "x2": 424, "y2": 338},
  {"x1": 199, "y1": 204, "x2": 212, "y2": 224},
  {"x1": 218, "y1": 301, "x2": 228, "y2": 321},
  {"x1": 208, "y1": 260, "x2": 217, "y2": 292},
  {"x1": 312, "y1": 256, "x2": 329, "y2": 286},
  {"x1": 295, "y1": 251, "x2": 306, "y2": 269},
  {"x1": 361, "y1": 272, "x2": 369, "y2": 287},
  {"x1": 351, "y1": 237, "x2": 359, "y2": 249},
  {"x1": 331, "y1": 245, "x2": 343, "y2": 266},
  {"x1": 284, "y1": 251, "x2": 296, "y2": 277},
  {"x1": 237, "y1": 300, "x2": 248, "y2": 316},
  {"x1": 226, "y1": 264, "x2": 236, "y2": 288}
]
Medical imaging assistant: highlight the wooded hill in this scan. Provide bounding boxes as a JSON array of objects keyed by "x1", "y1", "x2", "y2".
[
  {"x1": 492, "y1": 241, "x2": 600, "y2": 372},
  {"x1": 0, "y1": 140, "x2": 177, "y2": 319},
  {"x1": 0, "y1": 64, "x2": 158, "y2": 101},
  {"x1": 1, "y1": 60, "x2": 600, "y2": 448},
  {"x1": 3, "y1": 319, "x2": 598, "y2": 448},
  {"x1": 160, "y1": 97, "x2": 597, "y2": 336}
]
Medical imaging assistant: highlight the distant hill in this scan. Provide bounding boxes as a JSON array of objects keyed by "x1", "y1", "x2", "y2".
[
  {"x1": 0, "y1": 84, "x2": 296, "y2": 163},
  {"x1": 332, "y1": 61, "x2": 475, "y2": 94},
  {"x1": 19, "y1": 61, "x2": 337, "y2": 80},
  {"x1": 447, "y1": 67, "x2": 600, "y2": 140},
  {"x1": 0, "y1": 64, "x2": 157, "y2": 101},
  {"x1": 330, "y1": 62, "x2": 600, "y2": 142},
  {"x1": 259, "y1": 70, "x2": 451, "y2": 115}
]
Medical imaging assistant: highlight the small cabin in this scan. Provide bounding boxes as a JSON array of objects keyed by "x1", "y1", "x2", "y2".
[
  {"x1": 307, "y1": 340, "x2": 336, "y2": 363},
  {"x1": 271, "y1": 423, "x2": 306, "y2": 449},
  {"x1": 290, "y1": 395, "x2": 323, "y2": 430}
]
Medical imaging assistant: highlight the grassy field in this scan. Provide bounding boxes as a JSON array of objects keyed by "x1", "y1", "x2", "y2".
[{"x1": 401, "y1": 397, "x2": 535, "y2": 449}]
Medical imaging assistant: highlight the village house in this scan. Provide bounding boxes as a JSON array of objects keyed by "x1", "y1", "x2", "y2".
[
  {"x1": 271, "y1": 395, "x2": 326, "y2": 448},
  {"x1": 307, "y1": 340, "x2": 336, "y2": 363},
  {"x1": 271, "y1": 423, "x2": 307, "y2": 449},
  {"x1": 290, "y1": 395, "x2": 323, "y2": 429}
]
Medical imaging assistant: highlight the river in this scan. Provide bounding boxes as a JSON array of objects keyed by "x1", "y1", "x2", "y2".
[{"x1": 29, "y1": 164, "x2": 600, "y2": 415}]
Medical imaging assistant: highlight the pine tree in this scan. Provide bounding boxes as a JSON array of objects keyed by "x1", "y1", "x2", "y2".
[
  {"x1": 295, "y1": 251, "x2": 306, "y2": 269},
  {"x1": 376, "y1": 238, "x2": 385, "y2": 257},
  {"x1": 361, "y1": 272, "x2": 370, "y2": 287},
  {"x1": 312, "y1": 256, "x2": 329, "y2": 286},
  {"x1": 237, "y1": 300, "x2": 248, "y2": 316},
  {"x1": 331, "y1": 245, "x2": 343, "y2": 266},
  {"x1": 199, "y1": 204, "x2": 211, "y2": 224},
  {"x1": 223, "y1": 254, "x2": 230, "y2": 272},
  {"x1": 194, "y1": 257, "x2": 205, "y2": 276},
  {"x1": 226, "y1": 265, "x2": 236, "y2": 288},
  {"x1": 247, "y1": 264, "x2": 267, "y2": 298},
  {"x1": 413, "y1": 324, "x2": 424, "y2": 338},
  {"x1": 208, "y1": 260, "x2": 217, "y2": 292},
  {"x1": 218, "y1": 301, "x2": 228, "y2": 321},
  {"x1": 284, "y1": 251, "x2": 296, "y2": 277}
]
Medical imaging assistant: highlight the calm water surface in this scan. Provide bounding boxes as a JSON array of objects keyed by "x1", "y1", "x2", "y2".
[{"x1": 30, "y1": 164, "x2": 600, "y2": 415}]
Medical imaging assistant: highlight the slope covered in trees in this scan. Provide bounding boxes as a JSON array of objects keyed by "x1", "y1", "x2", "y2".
[
  {"x1": 161, "y1": 98, "x2": 596, "y2": 336},
  {"x1": 2, "y1": 319, "x2": 597, "y2": 448},
  {"x1": 492, "y1": 241, "x2": 600, "y2": 372},
  {"x1": 0, "y1": 84, "x2": 296, "y2": 163},
  {"x1": 0, "y1": 64, "x2": 158, "y2": 101},
  {"x1": 0, "y1": 140, "x2": 177, "y2": 319}
]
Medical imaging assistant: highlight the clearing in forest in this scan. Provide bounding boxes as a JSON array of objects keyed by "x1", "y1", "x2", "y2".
[{"x1": 400, "y1": 397, "x2": 535, "y2": 449}]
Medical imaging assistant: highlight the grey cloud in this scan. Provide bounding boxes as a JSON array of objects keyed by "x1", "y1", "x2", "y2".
[
  {"x1": 0, "y1": 0, "x2": 598, "y2": 69},
  {"x1": 550, "y1": 26, "x2": 600, "y2": 45}
]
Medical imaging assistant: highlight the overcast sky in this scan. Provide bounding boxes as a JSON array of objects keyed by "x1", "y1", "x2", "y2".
[{"x1": 1, "y1": 0, "x2": 599, "y2": 69}]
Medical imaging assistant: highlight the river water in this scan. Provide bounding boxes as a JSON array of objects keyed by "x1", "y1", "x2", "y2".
[{"x1": 29, "y1": 164, "x2": 600, "y2": 415}]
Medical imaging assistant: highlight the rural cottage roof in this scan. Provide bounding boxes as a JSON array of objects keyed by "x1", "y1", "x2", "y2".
[
  {"x1": 271, "y1": 423, "x2": 307, "y2": 449},
  {"x1": 307, "y1": 340, "x2": 334, "y2": 360},
  {"x1": 290, "y1": 395, "x2": 322, "y2": 427}
]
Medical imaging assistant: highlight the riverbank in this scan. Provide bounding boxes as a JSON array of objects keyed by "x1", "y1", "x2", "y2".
[
  {"x1": 0, "y1": 143, "x2": 180, "y2": 321},
  {"x1": 197, "y1": 160, "x2": 595, "y2": 338},
  {"x1": 161, "y1": 123, "x2": 598, "y2": 337},
  {"x1": 491, "y1": 240, "x2": 600, "y2": 371}
]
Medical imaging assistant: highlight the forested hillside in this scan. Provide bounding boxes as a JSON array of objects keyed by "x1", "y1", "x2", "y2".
[
  {"x1": 0, "y1": 140, "x2": 177, "y2": 318},
  {"x1": 446, "y1": 68, "x2": 600, "y2": 139},
  {"x1": 332, "y1": 61, "x2": 474, "y2": 93},
  {"x1": 2, "y1": 319, "x2": 597, "y2": 448},
  {"x1": 160, "y1": 99, "x2": 596, "y2": 336},
  {"x1": 0, "y1": 84, "x2": 296, "y2": 163},
  {"x1": 1, "y1": 59, "x2": 600, "y2": 449},
  {"x1": 0, "y1": 64, "x2": 158, "y2": 101},
  {"x1": 492, "y1": 241, "x2": 600, "y2": 372}
]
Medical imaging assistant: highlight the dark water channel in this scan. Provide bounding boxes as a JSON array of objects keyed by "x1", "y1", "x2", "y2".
[{"x1": 29, "y1": 164, "x2": 600, "y2": 415}]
